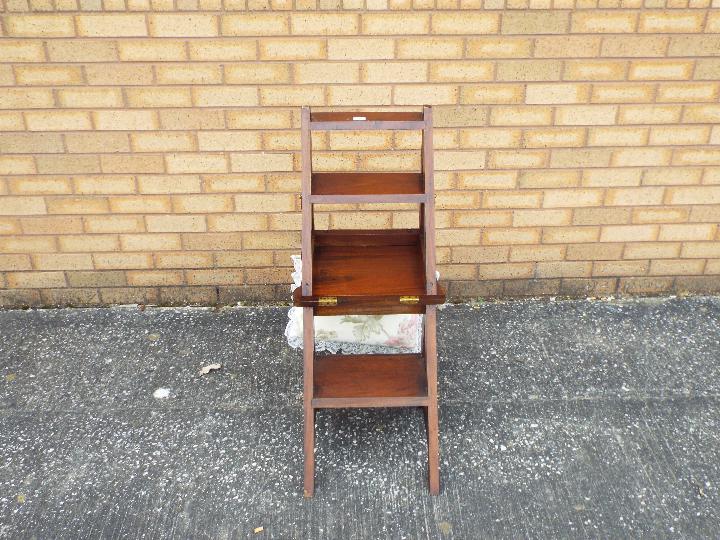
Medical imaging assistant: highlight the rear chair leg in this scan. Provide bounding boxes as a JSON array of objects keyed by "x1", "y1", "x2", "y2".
[
  {"x1": 303, "y1": 307, "x2": 315, "y2": 497},
  {"x1": 425, "y1": 306, "x2": 440, "y2": 495}
]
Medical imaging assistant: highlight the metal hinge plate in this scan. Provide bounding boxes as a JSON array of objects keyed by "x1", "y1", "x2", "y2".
[
  {"x1": 399, "y1": 295, "x2": 420, "y2": 304},
  {"x1": 317, "y1": 296, "x2": 337, "y2": 306}
]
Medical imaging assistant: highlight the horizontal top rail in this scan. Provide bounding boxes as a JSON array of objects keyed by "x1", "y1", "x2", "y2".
[{"x1": 309, "y1": 111, "x2": 426, "y2": 131}]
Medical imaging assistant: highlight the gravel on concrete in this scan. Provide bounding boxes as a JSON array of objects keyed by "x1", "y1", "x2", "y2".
[{"x1": 1, "y1": 296, "x2": 719, "y2": 539}]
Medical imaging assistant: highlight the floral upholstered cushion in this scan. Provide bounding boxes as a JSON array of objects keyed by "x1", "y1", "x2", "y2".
[{"x1": 284, "y1": 255, "x2": 424, "y2": 354}]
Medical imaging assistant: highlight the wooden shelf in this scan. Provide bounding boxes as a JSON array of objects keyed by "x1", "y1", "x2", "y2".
[
  {"x1": 310, "y1": 111, "x2": 425, "y2": 131},
  {"x1": 310, "y1": 173, "x2": 426, "y2": 204},
  {"x1": 313, "y1": 353, "x2": 428, "y2": 408}
]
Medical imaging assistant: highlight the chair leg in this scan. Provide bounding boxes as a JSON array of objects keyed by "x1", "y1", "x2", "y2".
[
  {"x1": 303, "y1": 307, "x2": 315, "y2": 497},
  {"x1": 425, "y1": 306, "x2": 440, "y2": 495}
]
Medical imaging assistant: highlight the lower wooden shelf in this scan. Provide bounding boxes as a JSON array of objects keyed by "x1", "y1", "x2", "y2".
[{"x1": 312, "y1": 353, "x2": 429, "y2": 409}]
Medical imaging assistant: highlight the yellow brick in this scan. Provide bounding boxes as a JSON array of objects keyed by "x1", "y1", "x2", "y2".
[
  {"x1": 76, "y1": 14, "x2": 148, "y2": 37},
  {"x1": 0, "y1": 88, "x2": 55, "y2": 109},
  {"x1": 120, "y1": 233, "x2": 181, "y2": 252},
  {"x1": 501, "y1": 11, "x2": 568, "y2": 34},
  {"x1": 658, "y1": 224, "x2": 716, "y2": 242},
  {"x1": 328, "y1": 131, "x2": 392, "y2": 150},
  {"x1": 58, "y1": 88, "x2": 123, "y2": 108},
  {"x1": 328, "y1": 38, "x2": 394, "y2": 60},
  {"x1": 629, "y1": 60, "x2": 693, "y2": 81},
  {"x1": 156, "y1": 252, "x2": 214, "y2": 269},
  {"x1": 230, "y1": 152, "x2": 293, "y2": 172},
  {"x1": 551, "y1": 148, "x2": 612, "y2": 168},
  {"x1": 632, "y1": 208, "x2": 688, "y2": 224},
  {"x1": 149, "y1": 14, "x2": 218, "y2": 36},
  {"x1": 73, "y1": 176, "x2": 136, "y2": 195},
  {"x1": 156, "y1": 64, "x2": 222, "y2": 85},
  {"x1": 94, "y1": 110, "x2": 158, "y2": 131},
  {"x1": 243, "y1": 231, "x2": 299, "y2": 250},
  {"x1": 434, "y1": 150, "x2": 486, "y2": 171},
  {"x1": 225, "y1": 63, "x2": 291, "y2": 84},
  {"x1": 478, "y1": 263, "x2": 534, "y2": 280},
  {"x1": 429, "y1": 62, "x2": 492, "y2": 83},
  {"x1": 100, "y1": 155, "x2": 164, "y2": 174},
  {"x1": 684, "y1": 105, "x2": 720, "y2": 124},
  {"x1": 129, "y1": 132, "x2": 194, "y2": 153},
  {"x1": 118, "y1": 40, "x2": 187, "y2": 61},
  {"x1": 171, "y1": 194, "x2": 231, "y2": 214},
  {"x1": 600, "y1": 225, "x2": 658, "y2": 242},
  {"x1": 483, "y1": 191, "x2": 542, "y2": 209},
  {"x1": 192, "y1": 87, "x2": 259, "y2": 107},
  {"x1": 259, "y1": 38, "x2": 325, "y2": 60},
  {"x1": 188, "y1": 40, "x2": 257, "y2": 61},
  {"x1": 207, "y1": 213, "x2": 267, "y2": 231},
  {"x1": 543, "y1": 226, "x2": 599, "y2": 244},
  {"x1": 126, "y1": 87, "x2": 192, "y2": 108},
  {"x1": 327, "y1": 85, "x2": 391, "y2": 106},
  {"x1": 525, "y1": 84, "x2": 589, "y2": 104},
  {"x1": 453, "y1": 211, "x2": 513, "y2": 228},
  {"x1": 544, "y1": 189, "x2": 604, "y2": 208},
  {"x1": 0, "y1": 254, "x2": 31, "y2": 271},
  {"x1": 600, "y1": 36, "x2": 668, "y2": 58},
  {"x1": 145, "y1": 215, "x2": 207, "y2": 233},
  {"x1": 109, "y1": 195, "x2": 172, "y2": 213},
  {"x1": 0, "y1": 196, "x2": 46, "y2": 215},
  {"x1": 649, "y1": 259, "x2": 705, "y2": 276},
  {"x1": 649, "y1": 126, "x2": 709, "y2": 146},
  {"x1": 593, "y1": 261, "x2": 648, "y2": 277},
  {"x1": 496, "y1": 60, "x2": 562, "y2": 82},
  {"x1": 60, "y1": 234, "x2": 120, "y2": 253},
  {"x1": 0, "y1": 112, "x2": 32, "y2": 133},
  {"x1": 583, "y1": 169, "x2": 642, "y2": 189},
  {"x1": 196, "y1": 131, "x2": 261, "y2": 152},
  {"x1": 6, "y1": 272, "x2": 66, "y2": 289},
  {"x1": 555, "y1": 105, "x2": 617, "y2": 126},
  {"x1": 587, "y1": 127, "x2": 647, "y2": 147},
  {"x1": 658, "y1": 83, "x2": 718, "y2": 103},
  {"x1": 85, "y1": 64, "x2": 154, "y2": 86},
  {"x1": 126, "y1": 270, "x2": 184, "y2": 286},
  {"x1": 571, "y1": 11, "x2": 636, "y2": 33},
  {"x1": 164, "y1": 153, "x2": 226, "y2": 174},
  {"x1": 215, "y1": 250, "x2": 273, "y2": 268},
  {"x1": 431, "y1": 12, "x2": 499, "y2": 34},
  {"x1": 624, "y1": 243, "x2": 680, "y2": 260},
  {"x1": 138, "y1": 175, "x2": 201, "y2": 195},
  {"x1": 618, "y1": 105, "x2": 681, "y2": 125},
  {"x1": 0, "y1": 236, "x2": 56, "y2": 253},
  {"x1": 483, "y1": 228, "x2": 540, "y2": 245},
  {"x1": 394, "y1": 85, "x2": 457, "y2": 105},
  {"x1": 32, "y1": 254, "x2": 93, "y2": 271},
  {"x1": 362, "y1": 62, "x2": 427, "y2": 85},
  {"x1": 681, "y1": 242, "x2": 720, "y2": 259},
  {"x1": 566, "y1": 243, "x2": 624, "y2": 261},
  {"x1": 25, "y1": 111, "x2": 92, "y2": 131},
  {"x1": 0, "y1": 41, "x2": 46, "y2": 62},
  {"x1": 644, "y1": 168, "x2": 702, "y2": 187},
  {"x1": 0, "y1": 157, "x2": 36, "y2": 176},
  {"x1": 46, "y1": 196, "x2": 109, "y2": 215},
  {"x1": 605, "y1": 187, "x2": 664, "y2": 206},
  {"x1": 4, "y1": 15, "x2": 75, "y2": 37},
  {"x1": 513, "y1": 209, "x2": 571, "y2": 227},
  {"x1": 490, "y1": 106, "x2": 552, "y2": 126},
  {"x1": 296, "y1": 62, "x2": 360, "y2": 84},
  {"x1": 674, "y1": 149, "x2": 720, "y2": 167},
  {"x1": 436, "y1": 228, "x2": 481, "y2": 246},
  {"x1": 524, "y1": 127, "x2": 585, "y2": 148},
  {"x1": 331, "y1": 212, "x2": 392, "y2": 229},
  {"x1": 667, "y1": 186, "x2": 720, "y2": 206},
  {"x1": 696, "y1": 59, "x2": 720, "y2": 81},
  {"x1": 460, "y1": 128, "x2": 521, "y2": 149},
  {"x1": 639, "y1": 11, "x2": 704, "y2": 33},
  {"x1": 222, "y1": 13, "x2": 289, "y2": 35},
  {"x1": 468, "y1": 37, "x2": 532, "y2": 58},
  {"x1": 537, "y1": 261, "x2": 591, "y2": 278},
  {"x1": 362, "y1": 13, "x2": 429, "y2": 34},
  {"x1": 94, "y1": 253, "x2": 153, "y2": 269},
  {"x1": 534, "y1": 36, "x2": 601, "y2": 58},
  {"x1": 563, "y1": 60, "x2": 626, "y2": 81},
  {"x1": 290, "y1": 13, "x2": 358, "y2": 34},
  {"x1": 46, "y1": 40, "x2": 118, "y2": 62},
  {"x1": 461, "y1": 84, "x2": 524, "y2": 104},
  {"x1": 591, "y1": 84, "x2": 654, "y2": 104},
  {"x1": 488, "y1": 150, "x2": 546, "y2": 169},
  {"x1": 227, "y1": 109, "x2": 292, "y2": 129},
  {"x1": 84, "y1": 215, "x2": 145, "y2": 234},
  {"x1": 36, "y1": 155, "x2": 100, "y2": 175},
  {"x1": 519, "y1": 170, "x2": 579, "y2": 189},
  {"x1": 21, "y1": 217, "x2": 81, "y2": 236},
  {"x1": 185, "y1": 269, "x2": 244, "y2": 286},
  {"x1": 396, "y1": 37, "x2": 464, "y2": 59},
  {"x1": 668, "y1": 36, "x2": 720, "y2": 57},
  {"x1": 612, "y1": 148, "x2": 671, "y2": 168},
  {"x1": 67, "y1": 133, "x2": 131, "y2": 155},
  {"x1": 8, "y1": 177, "x2": 71, "y2": 195},
  {"x1": 0, "y1": 66, "x2": 12, "y2": 86}
]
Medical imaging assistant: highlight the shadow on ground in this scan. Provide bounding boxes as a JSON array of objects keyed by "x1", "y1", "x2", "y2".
[{"x1": 1, "y1": 296, "x2": 719, "y2": 539}]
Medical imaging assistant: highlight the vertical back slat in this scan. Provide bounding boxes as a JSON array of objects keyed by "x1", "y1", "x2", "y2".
[
  {"x1": 301, "y1": 106, "x2": 313, "y2": 296},
  {"x1": 422, "y1": 105, "x2": 437, "y2": 295}
]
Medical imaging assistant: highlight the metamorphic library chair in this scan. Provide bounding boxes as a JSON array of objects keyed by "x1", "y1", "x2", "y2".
[{"x1": 292, "y1": 106, "x2": 446, "y2": 497}]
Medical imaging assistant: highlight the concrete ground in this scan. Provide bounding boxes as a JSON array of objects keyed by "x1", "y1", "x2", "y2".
[{"x1": 1, "y1": 296, "x2": 719, "y2": 539}]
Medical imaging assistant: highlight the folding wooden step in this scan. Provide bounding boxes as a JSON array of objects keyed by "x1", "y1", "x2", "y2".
[
  {"x1": 309, "y1": 111, "x2": 425, "y2": 131},
  {"x1": 309, "y1": 172, "x2": 426, "y2": 204}
]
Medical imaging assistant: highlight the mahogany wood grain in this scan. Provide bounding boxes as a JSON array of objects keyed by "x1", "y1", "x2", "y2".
[
  {"x1": 302, "y1": 306, "x2": 315, "y2": 497},
  {"x1": 424, "y1": 306, "x2": 440, "y2": 495},
  {"x1": 310, "y1": 172, "x2": 426, "y2": 204},
  {"x1": 300, "y1": 107, "x2": 313, "y2": 296},
  {"x1": 314, "y1": 354, "x2": 427, "y2": 400},
  {"x1": 311, "y1": 111, "x2": 423, "y2": 122}
]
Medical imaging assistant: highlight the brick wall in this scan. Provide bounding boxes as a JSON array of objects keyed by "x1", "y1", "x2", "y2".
[{"x1": 1, "y1": 6, "x2": 719, "y2": 307}]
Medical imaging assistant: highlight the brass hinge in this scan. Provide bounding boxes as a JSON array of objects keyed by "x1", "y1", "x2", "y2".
[
  {"x1": 317, "y1": 296, "x2": 337, "y2": 306},
  {"x1": 399, "y1": 295, "x2": 420, "y2": 304}
]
